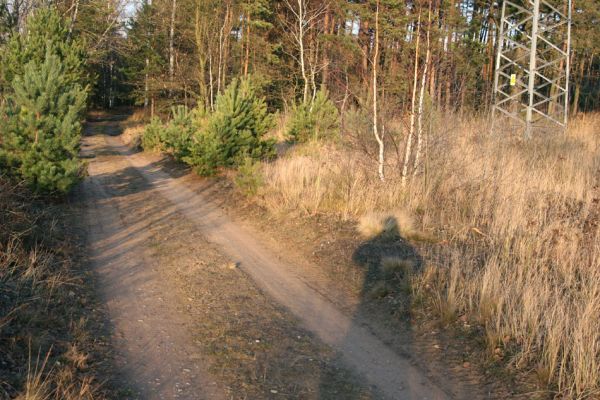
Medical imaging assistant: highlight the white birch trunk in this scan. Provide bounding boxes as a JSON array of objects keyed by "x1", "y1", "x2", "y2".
[
  {"x1": 297, "y1": 0, "x2": 309, "y2": 104},
  {"x1": 373, "y1": 0, "x2": 385, "y2": 181},
  {"x1": 402, "y1": 12, "x2": 422, "y2": 187},
  {"x1": 209, "y1": 52, "x2": 215, "y2": 111},
  {"x1": 69, "y1": 0, "x2": 79, "y2": 37},
  {"x1": 169, "y1": 0, "x2": 177, "y2": 87},
  {"x1": 413, "y1": 6, "x2": 432, "y2": 176},
  {"x1": 144, "y1": 58, "x2": 149, "y2": 109}
]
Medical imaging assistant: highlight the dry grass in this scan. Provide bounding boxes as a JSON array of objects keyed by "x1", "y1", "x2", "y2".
[
  {"x1": 380, "y1": 256, "x2": 416, "y2": 277},
  {"x1": 253, "y1": 112, "x2": 600, "y2": 398},
  {"x1": 357, "y1": 210, "x2": 415, "y2": 239},
  {"x1": 120, "y1": 124, "x2": 144, "y2": 148},
  {"x1": 0, "y1": 177, "x2": 104, "y2": 399},
  {"x1": 120, "y1": 109, "x2": 148, "y2": 148}
]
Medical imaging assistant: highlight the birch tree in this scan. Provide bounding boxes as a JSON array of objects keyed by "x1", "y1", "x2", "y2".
[
  {"x1": 168, "y1": 0, "x2": 176, "y2": 92},
  {"x1": 413, "y1": 2, "x2": 432, "y2": 176},
  {"x1": 402, "y1": 9, "x2": 421, "y2": 187},
  {"x1": 282, "y1": 0, "x2": 327, "y2": 104},
  {"x1": 372, "y1": 0, "x2": 384, "y2": 181}
]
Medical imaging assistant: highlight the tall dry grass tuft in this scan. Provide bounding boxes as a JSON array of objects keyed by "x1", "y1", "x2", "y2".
[
  {"x1": 255, "y1": 112, "x2": 600, "y2": 398},
  {"x1": 16, "y1": 349, "x2": 52, "y2": 400}
]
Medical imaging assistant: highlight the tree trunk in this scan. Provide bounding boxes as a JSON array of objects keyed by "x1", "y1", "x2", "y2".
[
  {"x1": 68, "y1": 0, "x2": 79, "y2": 37},
  {"x1": 361, "y1": 20, "x2": 370, "y2": 89},
  {"x1": 321, "y1": 8, "x2": 331, "y2": 90},
  {"x1": 144, "y1": 58, "x2": 149, "y2": 110},
  {"x1": 217, "y1": 14, "x2": 224, "y2": 95},
  {"x1": 414, "y1": 5, "x2": 432, "y2": 176},
  {"x1": 297, "y1": 0, "x2": 309, "y2": 103},
  {"x1": 373, "y1": 0, "x2": 384, "y2": 181},
  {"x1": 221, "y1": 5, "x2": 232, "y2": 90},
  {"x1": 169, "y1": 0, "x2": 177, "y2": 93},
  {"x1": 402, "y1": 10, "x2": 422, "y2": 187},
  {"x1": 244, "y1": 9, "x2": 251, "y2": 77},
  {"x1": 209, "y1": 52, "x2": 215, "y2": 111},
  {"x1": 195, "y1": 3, "x2": 208, "y2": 107},
  {"x1": 572, "y1": 58, "x2": 586, "y2": 116}
]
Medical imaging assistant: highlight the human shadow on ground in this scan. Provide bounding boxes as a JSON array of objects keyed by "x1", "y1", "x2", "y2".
[{"x1": 317, "y1": 216, "x2": 425, "y2": 399}]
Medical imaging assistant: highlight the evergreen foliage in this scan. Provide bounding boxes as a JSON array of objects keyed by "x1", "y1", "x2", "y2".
[
  {"x1": 2, "y1": 51, "x2": 87, "y2": 193},
  {"x1": 185, "y1": 78, "x2": 275, "y2": 175},
  {"x1": 287, "y1": 89, "x2": 340, "y2": 142},
  {"x1": 233, "y1": 156, "x2": 264, "y2": 196},
  {"x1": 0, "y1": 9, "x2": 88, "y2": 194},
  {"x1": 160, "y1": 106, "x2": 195, "y2": 161},
  {"x1": 0, "y1": 8, "x2": 87, "y2": 94},
  {"x1": 142, "y1": 106, "x2": 204, "y2": 161},
  {"x1": 140, "y1": 79, "x2": 274, "y2": 176},
  {"x1": 141, "y1": 116, "x2": 164, "y2": 152}
]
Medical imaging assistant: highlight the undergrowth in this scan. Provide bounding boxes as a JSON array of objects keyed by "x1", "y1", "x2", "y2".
[
  {"x1": 0, "y1": 177, "x2": 107, "y2": 399},
  {"x1": 250, "y1": 112, "x2": 600, "y2": 399}
]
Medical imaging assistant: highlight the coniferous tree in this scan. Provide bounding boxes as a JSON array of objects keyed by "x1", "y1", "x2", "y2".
[
  {"x1": 0, "y1": 8, "x2": 87, "y2": 94},
  {"x1": 1, "y1": 49, "x2": 87, "y2": 193},
  {"x1": 184, "y1": 78, "x2": 275, "y2": 175},
  {"x1": 0, "y1": 8, "x2": 88, "y2": 193}
]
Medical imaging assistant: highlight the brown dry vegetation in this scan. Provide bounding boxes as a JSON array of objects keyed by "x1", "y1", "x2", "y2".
[
  {"x1": 0, "y1": 178, "x2": 108, "y2": 400},
  {"x1": 247, "y1": 112, "x2": 600, "y2": 399}
]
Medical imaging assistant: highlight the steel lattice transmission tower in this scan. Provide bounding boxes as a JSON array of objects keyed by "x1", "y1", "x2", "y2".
[{"x1": 492, "y1": 0, "x2": 572, "y2": 137}]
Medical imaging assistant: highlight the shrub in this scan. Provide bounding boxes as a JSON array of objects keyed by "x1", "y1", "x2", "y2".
[
  {"x1": 184, "y1": 78, "x2": 275, "y2": 175},
  {"x1": 0, "y1": 8, "x2": 87, "y2": 93},
  {"x1": 141, "y1": 116, "x2": 163, "y2": 151},
  {"x1": 287, "y1": 89, "x2": 339, "y2": 142},
  {"x1": 234, "y1": 157, "x2": 264, "y2": 196},
  {"x1": 160, "y1": 106, "x2": 195, "y2": 161},
  {"x1": 0, "y1": 9, "x2": 88, "y2": 194},
  {"x1": 183, "y1": 127, "x2": 221, "y2": 176}
]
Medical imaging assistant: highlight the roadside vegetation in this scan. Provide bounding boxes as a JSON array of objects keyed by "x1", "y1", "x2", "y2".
[
  {"x1": 0, "y1": 5, "x2": 117, "y2": 399},
  {"x1": 1, "y1": 0, "x2": 598, "y2": 398},
  {"x1": 0, "y1": 9, "x2": 88, "y2": 194},
  {"x1": 141, "y1": 78, "x2": 277, "y2": 176},
  {"x1": 133, "y1": 99, "x2": 600, "y2": 398},
  {"x1": 253, "y1": 111, "x2": 600, "y2": 398},
  {"x1": 0, "y1": 176, "x2": 109, "y2": 399}
]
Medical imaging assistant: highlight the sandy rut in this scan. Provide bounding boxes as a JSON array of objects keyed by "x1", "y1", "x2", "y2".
[{"x1": 81, "y1": 117, "x2": 458, "y2": 400}]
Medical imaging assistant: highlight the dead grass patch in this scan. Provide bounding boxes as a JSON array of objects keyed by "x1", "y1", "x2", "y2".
[
  {"x1": 250, "y1": 111, "x2": 600, "y2": 398},
  {"x1": 0, "y1": 177, "x2": 108, "y2": 399}
]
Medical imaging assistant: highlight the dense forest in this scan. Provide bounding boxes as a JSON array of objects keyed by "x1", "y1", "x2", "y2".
[
  {"x1": 109, "y1": 0, "x2": 600, "y2": 116},
  {"x1": 4, "y1": 1, "x2": 597, "y2": 112}
]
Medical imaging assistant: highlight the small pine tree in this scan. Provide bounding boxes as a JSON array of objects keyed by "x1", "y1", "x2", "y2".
[
  {"x1": 185, "y1": 78, "x2": 275, "y2": 175},
  {"x1": 3, "y1": 50, "x2": 87, "y2": 193},
  {"x1": 141, "y1": 116, "x2": 164, "y2": 152},
  {"x1": 287, "y1": 89, "x2": 339, "y2": 142},
  {"x1": 160, "y1": 106, "x2": 194, "y2": 161}
]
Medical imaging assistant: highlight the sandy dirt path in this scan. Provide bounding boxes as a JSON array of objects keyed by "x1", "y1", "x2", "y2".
[
  {"x1": 82, "y1": 127, "x2": 224, "y2": 400},
  {"x1": 82, "y1": 119, "x2": 455, "y2": 400}
]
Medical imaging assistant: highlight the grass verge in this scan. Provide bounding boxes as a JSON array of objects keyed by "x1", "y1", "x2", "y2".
[
  {"x1": 239, "y1": 112, "x2": 600, "y2": 399},
  {"x1": 0, "y1": 177, "x2": 111, "y2": 399}
]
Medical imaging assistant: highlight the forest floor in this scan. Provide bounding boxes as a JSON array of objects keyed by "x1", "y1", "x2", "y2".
[{"x1": 79, "y1": 114, "x2": 521, "y2": 399}]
